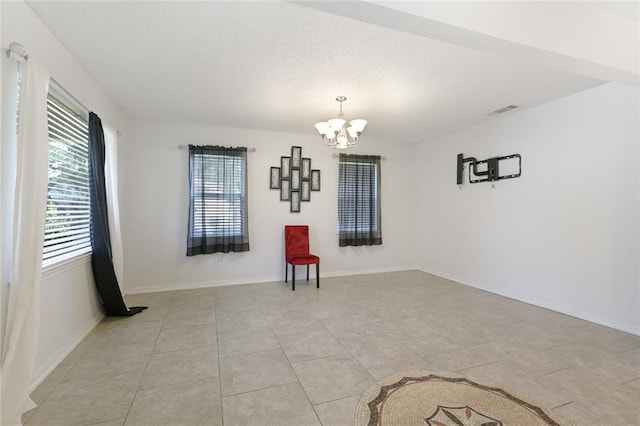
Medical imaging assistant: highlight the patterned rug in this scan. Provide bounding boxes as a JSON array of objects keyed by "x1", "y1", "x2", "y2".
[{"x1": 355, "y1": 373, "x2": 572, "y2": 426}]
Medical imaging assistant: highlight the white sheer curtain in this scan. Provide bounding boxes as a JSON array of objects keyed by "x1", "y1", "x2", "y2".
[
  {"x1": 0, "y1": 61, "x2": 50, "y2": 425},
  {"x1": 104, "y1": 125, "x2": 124, "y2": 289}
]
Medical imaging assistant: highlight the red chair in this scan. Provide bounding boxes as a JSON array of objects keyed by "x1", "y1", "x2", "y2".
[{"x1": 285, "y1": 225, "x2": 320, "y2": 291}]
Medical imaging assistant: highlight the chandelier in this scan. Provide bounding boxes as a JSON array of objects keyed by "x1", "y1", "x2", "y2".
[{"x1": 314, "y1": 96, "x2": 367, "y2": 149}]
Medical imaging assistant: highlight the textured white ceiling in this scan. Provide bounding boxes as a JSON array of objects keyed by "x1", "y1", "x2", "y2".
[
  {"x1": 590, "y1": 2, "x2": 640, "y2": 22},
  {"x1": 27, "y1": 1, "x2": 603, "y2": 143}
]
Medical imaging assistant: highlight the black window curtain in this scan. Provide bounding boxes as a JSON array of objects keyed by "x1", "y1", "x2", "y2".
[
  {"x1": 88, "y1": 112, "x2": 146, "y2": 316},
  {"x1": 187, "y1": 145, "x2": 249, "y2": 255},
  {"x1": 338, "y1": 154, "x2": 382, "y2": 247}
]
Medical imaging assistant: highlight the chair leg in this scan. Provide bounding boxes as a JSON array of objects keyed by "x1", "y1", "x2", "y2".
[
  {"x1": 316, "y1": 262, "x2": 320, "y2": 288},
  {"x1": 285, "y1": 262, "x2": 288, "y2": 283},
  {"x1": 306, "y1": 264, "x2": 309, "y2": 281},
  {"x1": 292, "y1": 265, "x2": 295, "y2": 291}
]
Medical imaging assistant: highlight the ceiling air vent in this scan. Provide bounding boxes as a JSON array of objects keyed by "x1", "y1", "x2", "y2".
[{"x1": 490, "y1": 105, "x2": 518, "y2": 115}]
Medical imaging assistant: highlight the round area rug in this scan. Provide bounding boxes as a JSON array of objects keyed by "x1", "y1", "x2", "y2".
[{"x1": 355, "y1": 373, "x2": 572, "y2": 426}]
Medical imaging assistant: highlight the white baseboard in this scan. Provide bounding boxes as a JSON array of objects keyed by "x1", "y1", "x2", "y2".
[
  {"x1": 124, "y1": 265, "x2": 416, "y2": 295},
  {"x1": 316, "y1": 265, "x2": 416, "y2": 279},
  {"x1": 30, "y1": 312, "x2": 105, "y2": 392},
  {"x1": 125, "y1": 275, "x2": 282, "y2": 295},
  {"x1": 417, "y1": 266, "x2": 640, "y2": 337}
]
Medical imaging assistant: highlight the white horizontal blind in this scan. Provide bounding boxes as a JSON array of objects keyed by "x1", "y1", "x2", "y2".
[
  {"x1": 43, "y1": 93, "x2": 91, "y2": 264},
  {"x1": 338, "y1": 160, "x2": 378, "y2": 233},
  {"x1": 190, "y1": 152, "x2": 246, "y2": 237}
]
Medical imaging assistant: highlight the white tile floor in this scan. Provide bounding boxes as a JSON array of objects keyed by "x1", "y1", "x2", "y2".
[{"x1": 24, "y1": 271, "x2": 640, "y2": 425}]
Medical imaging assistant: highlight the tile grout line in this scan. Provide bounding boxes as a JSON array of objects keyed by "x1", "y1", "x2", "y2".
[
  {"x1": 615, "y1": 345, "x2": 640, "y2": 355},
  {"x1": 121, "y1": 291, "x2": 177, "y2": 424},
  {"x1": 532, "y1": 366, "x2": 572, "y2": 380},
  {"x1": 221, "y1": 381, "x2": 301, "y2": 399},
  {"x1": 215, "y1": 293, "x2": 225, "y2": 426},
  {"x1": 620, "y1": 376, "x2": 640, "y2": 385},
  {"x1": 267, "y1": 300, "x2": 324, "y2": 426},
  {"x1": 153, "y1": 341, "x2": 218, "y2": 356},
  {"x1": 550, "y1": 400, "x2": 574, "y2": 410},
  {"x1": 456, "y1": 360, "x2": 499, "y2": 373}
]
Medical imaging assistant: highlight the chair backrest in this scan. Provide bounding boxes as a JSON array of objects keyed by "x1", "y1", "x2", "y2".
[{"x1": 285, "y1": 225, "x2": 310, "y2": 258}]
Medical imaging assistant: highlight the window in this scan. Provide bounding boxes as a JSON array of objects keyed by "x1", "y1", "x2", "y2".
[
  {"x1": 43, "y1": 91, "x2": 91, "y2": 265},
  {"x1": 338, "y1": 154, "x2": 382, "y2": 247},
  {"x1": 187, "y1": 145, "x2": 249, "y2": 255}
]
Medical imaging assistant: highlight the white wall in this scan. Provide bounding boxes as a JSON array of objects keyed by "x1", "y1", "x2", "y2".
[
  {"x1": 0, "y1": 0, "x2": 6, "y2": 359},
  {"x1": 1, "y1": 1, "x2": 129, "y2": 386},
  {"x1": 416, "y1": 82, "x2": 640, "y2": 335},
  {"x1": 121, "y1": 120, "x2": 416, "y2": 293}
]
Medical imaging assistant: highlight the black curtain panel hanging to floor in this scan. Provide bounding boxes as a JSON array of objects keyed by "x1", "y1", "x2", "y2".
[{"x1": 88, "y1": 112, "x2": 146, "y2": 316}]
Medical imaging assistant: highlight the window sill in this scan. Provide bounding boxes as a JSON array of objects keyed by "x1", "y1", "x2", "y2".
[{"x1": 41, "y1": 250, "x2": 92, "y2": 280}]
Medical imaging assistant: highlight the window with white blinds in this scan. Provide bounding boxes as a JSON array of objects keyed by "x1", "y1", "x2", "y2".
[
  {"x1": 187, "y1": 145, "x2": 250, "y2": 255},
  {"x1": 191, "y1": 153, "x2": 246, "y2": 237},
  {"x1": 338, "y1": 161, "x2": 378, "y2": 232},
  {"x1": 43, "y1": 93, "x2": 91, "y2": 265},
  {"x1": 338, "y1": 154, "x2": 382, "y2": 247}
]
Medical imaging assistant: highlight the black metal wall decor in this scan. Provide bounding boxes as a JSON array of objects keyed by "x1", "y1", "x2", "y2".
[
  {"x1": 457, "y1": 153, "x2": 521, "y2": 185},
  {"x1": 270, "y1": 146, "x2": 320, "y2": 212}
]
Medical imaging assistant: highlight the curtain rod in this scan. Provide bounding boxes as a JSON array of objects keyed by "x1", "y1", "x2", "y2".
[
  {"x1": 7, "y1": 42, "x2": 90, "y2": 113},
  {"x1": 7, "y1": 41, "x2": 124, "y2": 137},
  {"x1": 332, "y1": 153, "x2": 387, "y2": 160},
  {"x1": 178, "y1": 145, "x2": 256, "y2": 152}
]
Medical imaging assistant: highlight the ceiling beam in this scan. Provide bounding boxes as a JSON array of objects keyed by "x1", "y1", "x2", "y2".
[{"x1": 294, "y1": 1, "x2": 639, "y2": 86}]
